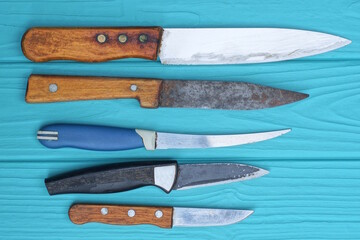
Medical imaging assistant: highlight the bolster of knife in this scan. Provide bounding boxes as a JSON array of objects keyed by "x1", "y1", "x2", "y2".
[
  {"x1": 26, "y1": 75, "x2": 163, "y2": 108},
  {"x1": 45, "y1": 161, "x2": 178, "y2": 195},
  {"x1": 21, "y1": 27, "x2": 163, "y2": 62}
]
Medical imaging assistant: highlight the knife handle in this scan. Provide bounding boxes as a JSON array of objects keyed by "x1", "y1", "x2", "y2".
[
  {"x1": 45, "y1": 161, "x2": 178, "y2": 194},
  {"x1": 69, "y1": 204, "x2": 173, "y2": 228},
  {"x1": 26, "y1": 75, "x2": 163, "y2": 108},
  {"x1": 38, "y1": 124, "x2": 150, "y2": 151},
  {"x1": 21, "y1": 27, "x2": 163, "y2": 62}
]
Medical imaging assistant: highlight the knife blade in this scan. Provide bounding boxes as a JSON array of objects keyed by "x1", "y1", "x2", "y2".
[
  {"x1": 69, "y1": 204, "x2": 253, "y2": 228},
  {"x1": 44, "y1": 161, "x2": 268, "y2": 194},
  {"x1": 26, "y1": 75, "x2": 308, "y2": 110},
  {"x1": 21, "y1": 27, "x2": 350, "y2": 64},
  {"x1": 37, "y1": 123, "x2": 291, "y2": 151}
]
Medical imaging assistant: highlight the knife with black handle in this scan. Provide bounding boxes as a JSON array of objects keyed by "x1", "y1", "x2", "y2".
[{"x1": 45, "y1": 161, "x2": 268, "y2": 195}]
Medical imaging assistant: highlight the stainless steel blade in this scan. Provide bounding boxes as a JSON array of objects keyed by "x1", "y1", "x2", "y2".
[
  {"x1": 156, "y1": 128, "x2": 290, "y2": 149},
  {"x1": 159, "y1": 28, "x2": 351, "y2": 65},
  {"x1": 172, "y1": 207, "x2": 253, "y2": 227},
  {"x1": 174, "y1": 163, "x2": 268, "y2": 190},
  {"x1": 159, "y1": 80, "x2": 308, "y2": 110}
]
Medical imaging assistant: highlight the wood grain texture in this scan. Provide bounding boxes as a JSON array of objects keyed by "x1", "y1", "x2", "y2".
[
  {"x1": 26, "y1": 75, "x2": 163, "y2": 108},
  {"x1": 21, "y1": 27, "x2": 163, "y2": 62},
  {"x1": 1, "y1": 0, "x2": 360, "y2": 239},
  {"x1": 69, "y1": 204, "x2": 173, "y2": 228}
]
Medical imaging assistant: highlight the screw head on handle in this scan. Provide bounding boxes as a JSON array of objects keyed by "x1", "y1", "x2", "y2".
[
  {"x1": 139, "y1": 34, "x2": 148, "y2": 43},
  {"x1": 155, "y1": 210, "x2": 163, "y2": 218},
  {"x1": 130, "y1": 84, "x2": 138, "y2": 91},
  {"x1": 49, "y1": 84, "x2": 58, "y2": 93},
  {"x1": 128, "y1": 209, "x2": 136, "y2": 217},
  {"x1": 118, "y1": 34, "x2": 128, "y2": 43},
  {"x1": 96, "y1": 34, "x2": 107, "y2": 43},
  {"x1": 101, "y1": 207, "x2": 108, "y2": 215}
]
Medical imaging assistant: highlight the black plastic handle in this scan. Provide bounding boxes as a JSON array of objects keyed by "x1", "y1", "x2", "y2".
[{"x1": 45, "y1": 161, "x2": 178, "y2": 195}]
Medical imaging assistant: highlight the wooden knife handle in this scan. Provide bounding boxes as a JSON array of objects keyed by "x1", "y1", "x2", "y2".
[
  {"x1": 69, "y1": 204, "x2": 173, "y2": 228},
  {"x1": 21, "y1": 27, "x2": 163, "y2": 62},
  {"x1": 26, "y1": 75, "x2": 163, "y2": 108}
]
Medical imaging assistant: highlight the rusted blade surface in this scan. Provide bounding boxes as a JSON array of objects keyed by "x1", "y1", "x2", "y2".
[
  {"x1": 174, "y1": 163, "x2": 269, "y2": 190},
  {"x1": 159, "y1": 80, "x2": 308, "y2": 110}
]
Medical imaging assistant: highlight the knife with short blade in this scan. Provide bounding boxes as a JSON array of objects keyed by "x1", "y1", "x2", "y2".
[
  {"x1": 37, "y1": 123, "x2": 290, "y2": 151},
  {"x1": 45, "y1": 161, "x2": 268, "y2": 194},
  {"x1": 69, "y1": 203, "x2": 253, "y2": 228},
  {"x1": 26, "y1": 75, "x2": 308, "y2": 110},
  {"x1": 21, "y1": 27, "x2": 350, "y2": 64}
]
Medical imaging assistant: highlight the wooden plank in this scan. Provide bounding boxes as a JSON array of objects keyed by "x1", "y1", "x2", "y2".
[
  {"x1": 0, "y1": 160, "x2": 359, "y2": 239},
  {"x1": 1, "y1": 0, "x2": 360, "y2": 239}
]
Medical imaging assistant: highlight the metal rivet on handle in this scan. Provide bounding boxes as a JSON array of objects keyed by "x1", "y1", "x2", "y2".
[
  {"x1": 49, "y1": 84, "x2": 58, "y2": 93},
  {"x1": 139, "y1": 34, "x2": 148, "y2": 43},
  {"x1": 101, "y1": 207, "x2": 108, "y2": 215},
  {"x1": 118, "y1": 34, "x2": 128, "y2": 43},
  {"x1": 130, "y1": 84, "x2": 137, "y2": 91},
  {"x1": 96, "y1": 34, "x2": 107, "y2": 43},
  {"x1": 155, "y1": 210, "x2": 163, "y2": 218},
  {"x1": 128, "y1": 209, "x2": 135, "y2": 217}
]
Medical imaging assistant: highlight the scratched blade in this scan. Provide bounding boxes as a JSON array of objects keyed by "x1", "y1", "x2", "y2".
[
  {"x1": 156, "y1": 128, "x2": 290, "y2": 150},
  {"x1": 159, "y1": 80, "x2": 308, "y2": 110},
  {"x1": 172, "y1": 207, "x2": 253, "y2": 227},
  {"x1": 174, "y1": 163, "x2": 268, "y2": 190},
  {"x1": 159, "y1": 28, "x2": 351, "y2": 65}
]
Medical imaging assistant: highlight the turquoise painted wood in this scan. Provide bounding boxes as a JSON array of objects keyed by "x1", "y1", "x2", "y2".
[{"x1": 0, "y1": 0, "x2": 360, "y2": 239}]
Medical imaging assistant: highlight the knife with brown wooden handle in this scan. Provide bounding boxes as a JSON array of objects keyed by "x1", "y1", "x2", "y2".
[
  {"x1": 68, "y1": 204, "x2": 253, "y2": 228},
  {"x1": 21, "y1": 27, "x2": 350, "y2": 64},
  {"x1": 69, "y1": 204, "x2": 173, "y2": 228},
  {"x1": 25, "y1": 74, "x2": 309, "y2": 110},
  {"x1": 22, "y1": 27, "x2": 163, "y2": 63}
]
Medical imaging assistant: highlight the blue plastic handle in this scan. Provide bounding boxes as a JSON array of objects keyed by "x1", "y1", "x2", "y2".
[{"x1": 38, "y1": 124, "x2": 145, "y2": 151}]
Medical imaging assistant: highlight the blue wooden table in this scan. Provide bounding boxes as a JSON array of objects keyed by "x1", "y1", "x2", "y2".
[{"x1": 1, "y1": 0, "x2": 360, "y2": 239}]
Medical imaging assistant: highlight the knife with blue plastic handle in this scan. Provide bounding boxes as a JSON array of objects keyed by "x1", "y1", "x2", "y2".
[{"x1": 37, "y1": 124, "x2": 291, "y2": 151}]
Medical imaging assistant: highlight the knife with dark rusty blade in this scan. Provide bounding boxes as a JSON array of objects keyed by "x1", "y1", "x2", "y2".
[
  {"x1": 69, "y1": 203, "x2": 253, "y2": 228},
  {"x1": 22, "y1": 27, "x2": 350, "y2": 64},
  {"x1": 45, "y1": 161, "x2": 268, "y2": 194},
  {"x1": 26, "y1": 75, "x2": 308, "y2": 110}
]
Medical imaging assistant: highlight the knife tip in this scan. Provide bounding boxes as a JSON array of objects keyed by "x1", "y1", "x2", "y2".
[
  {"x1": 301, "y1": 92, "x2": 310, "y2": 100},
  {"x1": 237, "y1": 209, "x2": 254, "y2": 222},
  {"x1": 278, "y1": 128, "x2": 291, "y2": 135},
  {"x1": 256, "y1": 168, "x2": 270, "y2": 178},
  {"x1": 342, "y1": 38, "x2": 352, "y2": 46}
]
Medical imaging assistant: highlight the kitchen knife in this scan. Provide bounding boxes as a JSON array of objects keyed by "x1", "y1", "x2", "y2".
[
  {"x1": 45, "y1": 161, "x2": 268, "y2": 194},
  {"x1": 26, "y1": 75, "x2": 308, "y2": 110},
  {"x1": 37, "y1": 123, "x2": 291, "y2": 151},
  {"x1": 69, "y1": 204, "x2": 253, "y2": 228},
  {"x1": 21, "y1": 27, "x2": 350, "y2": 64}
]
